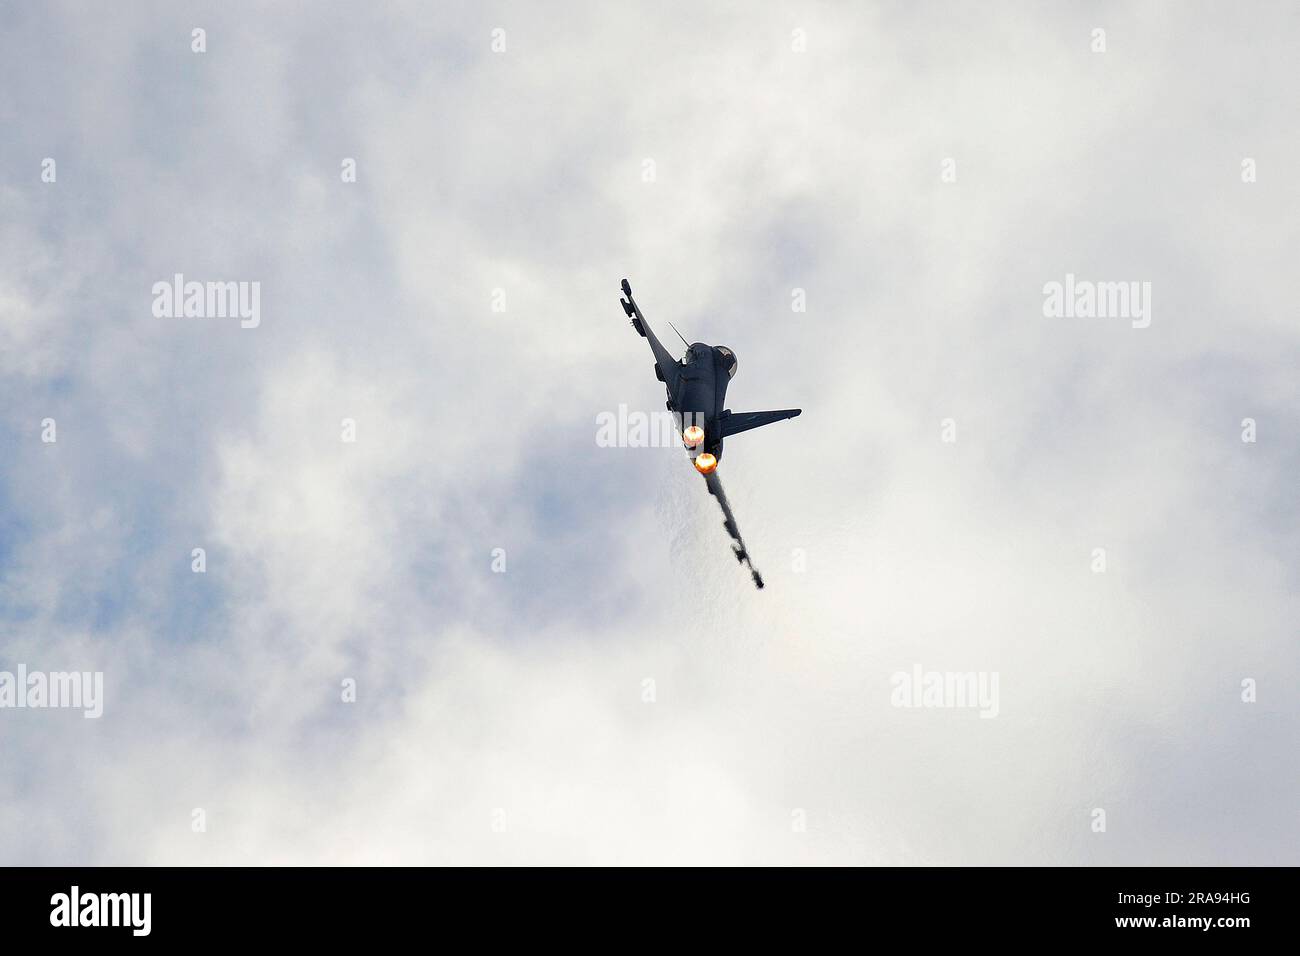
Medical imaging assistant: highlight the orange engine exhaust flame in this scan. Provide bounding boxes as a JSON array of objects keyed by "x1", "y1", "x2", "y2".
[
  {"x1": 693, "y1": 452, "x2": 718, "y2": 474},
  {"x1": 682, "y1": 424, "x2": 705, "y2": 448}
]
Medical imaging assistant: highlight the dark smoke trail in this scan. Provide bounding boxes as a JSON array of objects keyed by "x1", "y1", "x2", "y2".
[{"x1": 703, "y1": 471, "x2": 765, "y2": 589}]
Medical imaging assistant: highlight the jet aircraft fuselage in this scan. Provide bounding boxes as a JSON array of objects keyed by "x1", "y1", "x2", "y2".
[
  {"x1": 615, "y1": 278, "x2": 802, "y2": 589},
  {"x1": 668, "y1": 342, "x2": 737, "y2": 461}
]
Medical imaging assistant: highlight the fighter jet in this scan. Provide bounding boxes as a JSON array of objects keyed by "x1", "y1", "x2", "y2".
[{"x1": 618, "y1": 278, "x2": 801, "y2": 588}]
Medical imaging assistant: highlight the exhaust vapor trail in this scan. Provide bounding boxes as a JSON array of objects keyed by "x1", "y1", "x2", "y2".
[{"x1": 703, "y1": 471, "x2": 764, "y2": 589}]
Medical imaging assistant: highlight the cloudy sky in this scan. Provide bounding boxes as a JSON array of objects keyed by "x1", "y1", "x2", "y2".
[{"x1": 1, "y1": 1, "x2": 1296, "y2": 865}]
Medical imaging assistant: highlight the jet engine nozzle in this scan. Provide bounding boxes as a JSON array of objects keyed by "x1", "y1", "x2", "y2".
[
  {"x1": 682, "y1": 424, "x2": 705, "y2": 448},
  {"x1": 693, "y1": 453, "x2": 718, "y2": 475}
]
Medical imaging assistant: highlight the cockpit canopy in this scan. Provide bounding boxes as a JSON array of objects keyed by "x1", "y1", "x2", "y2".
[
  {"x1": 680, "y1": 343, "x2": 737, "y2": 379},
  {"x1": 715, "y1": 345, "x2": 738, "y2": 379}
]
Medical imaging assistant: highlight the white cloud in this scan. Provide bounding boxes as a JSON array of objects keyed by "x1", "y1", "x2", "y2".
[{"x1": 0, "y1": 1, "x2": 1295, "y2": 865}]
